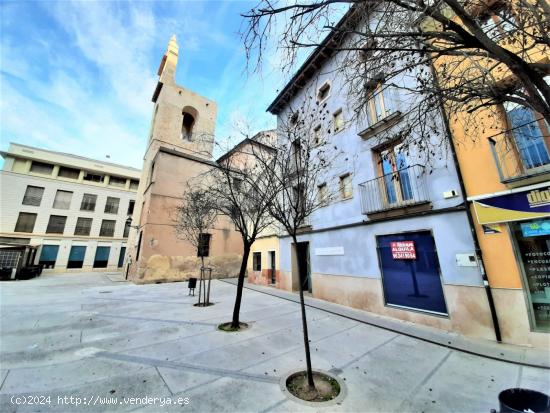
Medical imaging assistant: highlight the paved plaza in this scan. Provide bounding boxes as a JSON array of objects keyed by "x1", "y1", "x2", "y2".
[{"x1": 0, "y1": 272, "x2": 548, "y2": 412}]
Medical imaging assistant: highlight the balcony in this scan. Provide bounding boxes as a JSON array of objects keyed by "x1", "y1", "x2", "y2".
[{"x1": 359, "y1": 164, "x2": 430, "y2": 216}]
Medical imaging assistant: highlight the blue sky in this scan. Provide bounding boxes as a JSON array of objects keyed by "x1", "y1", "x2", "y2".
[{"x1": 1, "y1": 0, "x2": 288, "y2": 168}]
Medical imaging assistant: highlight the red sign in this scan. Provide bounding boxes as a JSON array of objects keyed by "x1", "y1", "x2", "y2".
[{"x1": 391, "y1": 241, "x2": 416, "y2": 260}]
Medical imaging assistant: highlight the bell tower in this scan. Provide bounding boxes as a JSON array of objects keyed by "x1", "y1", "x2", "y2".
[{"x1": 125, "y1": 36, "x2": 242, "y2": 283}]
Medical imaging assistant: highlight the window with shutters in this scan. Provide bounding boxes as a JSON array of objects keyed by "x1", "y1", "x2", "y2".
[
  {"x1": 14, "y1": 212, "x2": 37, "y2": 233},
  {"x1": 53, "y1": 190, "x2": 73, "y2": 209},
  {"x1": 74, "y1": 217, "x2": 93, "y2": 236},
  {"x1": 104, "y1": 197, "x2": 120, "y2": 214},
  {"x1": 99, "y1": 220, "x2": 116, "y2": 237},
  {"x1": 22, "y1": 186, "x2": 44, "y2": 206},
  {"x1": 80, "y1": 194, "x2": 97, "y2": 211},
  {"x1": 30, "y1": 161, "x2": 53, "y2": 175},
  {"x1": 46, "y1": 215, "x2": 67, "y2": 234}
]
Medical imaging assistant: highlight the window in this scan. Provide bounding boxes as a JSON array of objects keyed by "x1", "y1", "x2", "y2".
[
  {"x1": 318, "y1": 183, "x2": 328, "y2": 206},
  {"x1": 80, "y1": 194, "x2": 97, "y2": 211},
  {"x1": 127, "y1": 200, "x2": 135, "y2": 215},
  {"x1": 313, "y1": 125, "x2": 322, "y2": 146},
  {"x1": 58, "y1": 166, "x2": 80, "y2": 179},
  {"x1": 358, "y1": 39, "x2": 377, "y2": 62},
  {"x1": 317, "y1": 82, "x2": 331, "y2": 102},
  {"x1": 291, "y1": 139, "x2": 301, "y2": 168},
  {"x1": 504, "y1": 102, "x2": 550, "y2": 170},
  {"x1": 99, "y1": 220, "x2": 116, "y2": 237},
  {"x1": 148, "y1": 161, "x2": 156, "y2": 185},
  {"x1": 181, "y1": 110, "x2": 196, "y2": 140},
  {"x1": 289, "y1": 112, "x2": 299, "y2": 125},
  {"x1": 30, "y1": 161, "x2": 53, "y2": 175},
  {"x1": 129, "y1": 180, "x2": 139, "y2": 190},
  {"x1": 46, "y1": 215, "x2": 67, "y2": 234},
  {"x1": 83, "y1": 172, "x2": 104, "y2": 183},
  {"x1": 333, "y1": 109, "x2": 344, "y2": 133},
  {"x1": 52, "y1": 190, "x2": 72, "y2": 209},
  {"x1": 339, "y1": 174, "x2": 353, "y2": 200},
  {"x1": 253, "y1": 252, "x2": 261, "y2": 271},
  {"x1": 233, "y1": 177, "x2": 243, "y2": 192},
  {"x1": 74, "y1": 217, "x2": 93, "y2": 236},
  {"x1": 123, "y1": 220, "x2": 131, "y2": 238},
  {"x1": 366, "y1": 83, "x2": 396, "y2": 126},
  {"x1": 67, "y1": 246, "x2": 86, "y2": 269},
  {"x1": 477, "y1": 2, "x2": 516, "y2": 41},
  {"x1": 293, "y1": 184, "x2": 306, "y2": 215},
  {"x1": 22, "y1": 185, "x2": 44, "y2": 206},
  {"x1": 39, "y1": 245, "x2": 59, "y2": 269},
  {"x1": 104, "y1": 197, "x2": 120, "y2": 214},
  {"x1": 14, "y1": 212, "x2": 37, "y2": 233},
  {"x1": 377, "y1": 143, "x2": 414, "y2": 205},
  {"x1": 197, "y1": 233, "x2": 211, "y2": 257},
  {"x1": 109, "y1": 176, "x2": 126, "y2": 188},
  {"x1": 93, "y1": 246, "x2": 110, "y2": 268}
]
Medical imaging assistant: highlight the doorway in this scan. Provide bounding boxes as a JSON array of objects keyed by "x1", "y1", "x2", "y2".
[
  {"x1": 269, "y1": 251, "x2": 276, "y2": 284},
  {"x1": 295, "y1": 242, "x2": 311, "y2": 293}
]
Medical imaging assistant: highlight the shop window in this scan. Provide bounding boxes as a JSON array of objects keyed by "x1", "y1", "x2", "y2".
[
  {"x1": 253, "y1": 252, "x2": 262, "y2": 271},
  {"x1": 93, "y1": 246, "x2": 110, "y2": 268},
  {"x1": 67, "y1": 246, "x2": 86, "y2": 269},
  {"x1": 14, "y1": 212, "x2": 37, "y2": 233},
  {"x1": 22, "y1": 185, "x2": 44, "y2": 206},
  {"x1": 39, "y1": 245, "x2": 59, "y2": 269},
  {"x1": 511, "y1": 219, "x2": 550, "y2": 332},
  {"x1": 74, "y1": 217, "x2": 93, "y2": 236},
  {"x1": 46, "y1": 215, "x2": 67, "y2": 234},
  {"x1": 53, "y1": 190, "x2": 72, "y2": 209}
]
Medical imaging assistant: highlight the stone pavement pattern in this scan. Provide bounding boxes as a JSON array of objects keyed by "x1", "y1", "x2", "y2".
[{"x1": 0, "y1": 272, "x2": 548, "y2": 413}]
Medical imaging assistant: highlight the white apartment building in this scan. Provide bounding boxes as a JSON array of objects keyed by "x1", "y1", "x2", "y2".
[{"x1": 0, "y1": 143, "x2": 141, "y2": 273}]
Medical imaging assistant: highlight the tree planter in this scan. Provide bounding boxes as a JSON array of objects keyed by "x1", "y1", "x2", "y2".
[
  {"x1": 280, "y1": 369, "x2": 346, "y2": 406},
  {"x1": 193, "y1": 302, "x2": 215, "y2": 307},
  {"x1": 217, "y1": 321, "x2": 249, "y2": 332}
]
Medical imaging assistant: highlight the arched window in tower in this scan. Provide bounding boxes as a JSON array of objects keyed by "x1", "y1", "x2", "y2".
[{"x1": 181, "y1": 112, "x2": 195, "y2": 140}]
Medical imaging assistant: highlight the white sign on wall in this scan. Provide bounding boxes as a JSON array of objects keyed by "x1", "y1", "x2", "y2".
[{"x1": 315, "y1": 247, "x2": 344, "y2": 256}]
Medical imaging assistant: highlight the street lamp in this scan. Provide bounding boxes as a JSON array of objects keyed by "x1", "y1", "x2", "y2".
[{"x1": 125, "y1": 216, "x2": 140, "y2": 230}]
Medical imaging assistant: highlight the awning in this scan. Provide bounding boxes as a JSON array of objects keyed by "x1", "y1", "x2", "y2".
[{"x1": 473, "y1": 186, "x2": 550, "y2": 224}]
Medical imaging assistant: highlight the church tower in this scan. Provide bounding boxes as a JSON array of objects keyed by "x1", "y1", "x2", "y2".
[{"x1": 125, "y1": 36, "x2": 242, "y2": 283}]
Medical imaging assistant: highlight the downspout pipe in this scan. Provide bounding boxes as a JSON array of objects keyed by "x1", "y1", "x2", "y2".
[{"x1": 429, "y1": 65, "x2": 503, "y2": 343}]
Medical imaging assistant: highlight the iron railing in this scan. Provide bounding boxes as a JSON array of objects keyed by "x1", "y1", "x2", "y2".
[{"x1": 359, "y1": 164, "x2": 429, "y2": 214}]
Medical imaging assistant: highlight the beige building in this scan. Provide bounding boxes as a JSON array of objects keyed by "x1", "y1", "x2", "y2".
[
  {"x1": 0, "y1": 143, "x2": 140, "y2": 273},
  {"x1": 125, "y1": 36, "x2": 243, "y2": 283}
]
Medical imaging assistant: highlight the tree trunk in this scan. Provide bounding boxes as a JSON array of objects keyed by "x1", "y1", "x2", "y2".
[
  {"x1": 231, "y1": 243, "x2": 251, "y2": 329},
  {"x1": 294, "y1": 237, "x2": 315, "y2": 390}
]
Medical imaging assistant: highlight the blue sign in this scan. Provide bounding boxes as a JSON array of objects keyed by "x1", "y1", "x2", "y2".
[{"x1": 521, "y1": 219, "x2": 550, "y2": 237}]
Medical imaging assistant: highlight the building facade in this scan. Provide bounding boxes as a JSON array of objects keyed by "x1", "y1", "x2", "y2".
[
  {"x1": 436, "y1": 1, "x2": 550, "y2": 348},
  {"x1": 258, "y1": 9, "x2": 503, "y2": 342},
  {"x1": 125, "y1": 36, "x2": 243, "y2": 283},
  {"x1": 0, "y1": 143, "x2": 140, "y2": 273}
]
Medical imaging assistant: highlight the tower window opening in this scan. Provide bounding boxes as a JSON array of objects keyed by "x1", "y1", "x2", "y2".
[{"x1": 181, "y1": 111, "x2": 195, "y2": 140}]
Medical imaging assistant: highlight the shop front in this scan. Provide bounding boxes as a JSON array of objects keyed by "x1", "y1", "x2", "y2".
[{"x1": 473, "y1": 185, "x2": 550, "y2": 332}]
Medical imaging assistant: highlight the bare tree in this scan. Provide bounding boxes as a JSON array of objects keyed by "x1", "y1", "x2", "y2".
[
  {"x1": 208, "y1": 133, "x2": 278, "y2": 329},
  {"x1": 174, "y1": 185, "x2": 218, "y2": 305},
  {"x1": 242, "y1": 0, "x2": 550, "y2": 166},
  {"x1": 253, "y1": 99, "x2": 346, "y2": 393}
]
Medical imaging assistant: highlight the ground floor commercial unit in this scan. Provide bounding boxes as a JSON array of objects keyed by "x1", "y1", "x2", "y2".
[
  {"x1": 470, "y1": 183, "x2": 550, "y2": 349},
  {"x1": 269, "y1": 209, "x2": 505, "y2": 344},
  {"x1": 0, "y1": 236, "x2": 128, "y2": 273},
  {"x1": 247, "y1": 235, "x2": 280, "y2": 287}
]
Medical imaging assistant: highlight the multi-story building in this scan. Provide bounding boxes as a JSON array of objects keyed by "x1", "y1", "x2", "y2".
[
  {"x1": 259, "y1": 7, "x2": 503, "y2": 343},
  {"x1": 434, "y1": 2, "x2": 550, "y2": 348},
  {"x1": 0, "y1": 143, "x2": 140, "y2": 273}
]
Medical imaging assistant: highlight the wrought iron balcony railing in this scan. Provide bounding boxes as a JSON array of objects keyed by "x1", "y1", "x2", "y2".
[{"x1": 359, "y1": 164, "x2": 429, "y2": 215}]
